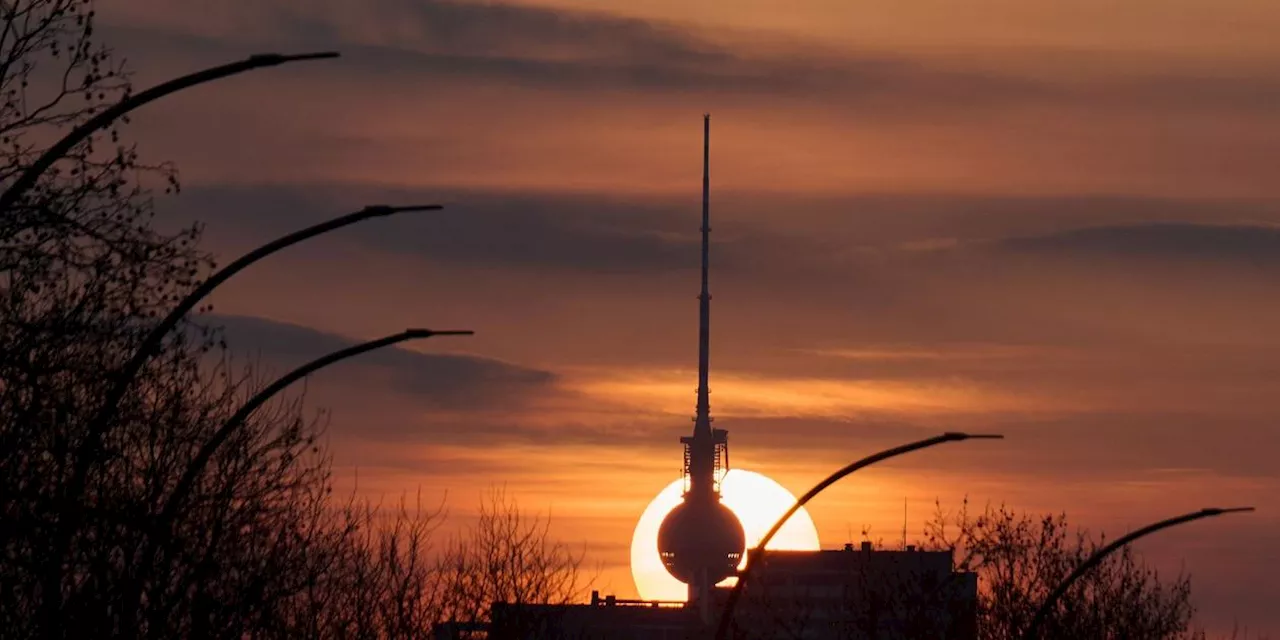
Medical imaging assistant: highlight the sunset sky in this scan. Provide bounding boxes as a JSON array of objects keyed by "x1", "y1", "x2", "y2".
[{"x1": 98, "y1": 0, "x2": 1278, "y2": 633}]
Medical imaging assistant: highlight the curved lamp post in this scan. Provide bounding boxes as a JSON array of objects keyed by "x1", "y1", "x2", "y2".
[
  {"x1": 0, "y1": 52, "x2": 339, "y2": 212},
  {"x1": 160, "y1": 328, "x2": 474, "y2": 523},
  {"x1": 44, "y1": 204, "x2": 442, "y2": 632},
  {"x1": 1024, "y1": 506, "x2": 1255, "y2": 640},
  {"x1": 715, "y1": 432, "x2": 1004, "y2": 640},
  {"x1": 79, "y1": 204, "x2": 443, "y2": 477}
]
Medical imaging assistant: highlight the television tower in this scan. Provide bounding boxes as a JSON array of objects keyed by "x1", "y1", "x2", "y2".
[{"x1": 656, "y1": 115, "x2": 746, "y2": 614}]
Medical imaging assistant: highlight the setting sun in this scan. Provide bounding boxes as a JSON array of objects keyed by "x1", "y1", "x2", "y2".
[{"x1": 629, "y1": 469, "x2": 821, "y2": 601}]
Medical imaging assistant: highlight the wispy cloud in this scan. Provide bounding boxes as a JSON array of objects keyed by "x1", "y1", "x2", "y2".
[
  {"x1": 995, "y1": 222, "x2": 1280, "y2": 268},
  {"x1": 801, "y1": 344, "x2": 1073, "y2": 363},
  {"x1": 205, "y1": 313, "x2": 555, "y2": 410},
  {"x1": 567, "y1": 367, "x2": 1059, "y2": 418},
  {"x1": 101, "y1": 0, "x2": 1280, "y2": 119}
]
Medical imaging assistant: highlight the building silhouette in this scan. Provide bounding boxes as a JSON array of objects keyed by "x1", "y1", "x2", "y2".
[
  {"x1": 466, "y1": 542, "x2": 977, "y2": 639},
  {"x1": 721, "y1": 542, "x2": 978, "y2": 639}
]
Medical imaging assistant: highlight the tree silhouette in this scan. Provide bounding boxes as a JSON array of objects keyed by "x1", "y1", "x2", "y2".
[
  {"x1": 0, "y1": 0, "x2": 208, "y2": 635},
  {"x1": 0, "y1": 3, "x2": 596, "y2": 637},
  {"x1": 433, "y1": 487, "x2": 594, "y2": 630},
  {"x1": 924, "y1": 498, "x2": 1198, "y2": 640}
]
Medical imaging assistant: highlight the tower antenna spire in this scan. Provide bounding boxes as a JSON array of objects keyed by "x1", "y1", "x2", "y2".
[{"x1": 695, "y1": 113, "x2": 712, "y2": 434}]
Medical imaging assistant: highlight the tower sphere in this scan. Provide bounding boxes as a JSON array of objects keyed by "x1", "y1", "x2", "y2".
[{"x1": 656, "y1": 498, "x2": 745, "y2": 585}]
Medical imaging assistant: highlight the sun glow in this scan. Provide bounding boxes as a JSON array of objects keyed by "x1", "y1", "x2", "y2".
[{"x1": 629, "y1": 469, "x2": 821, "y2": 601}]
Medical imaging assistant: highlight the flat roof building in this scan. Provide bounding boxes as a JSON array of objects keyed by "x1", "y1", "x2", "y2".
[
  {"x1": 721, "y1": 542, "x2": 978, "y2": 640},
  {"x1": 483, "y1": 592, "x2": 698, "y2": 640},
  {"x1": 442, "y1": 543, "x2": 977, "y2": 640}
]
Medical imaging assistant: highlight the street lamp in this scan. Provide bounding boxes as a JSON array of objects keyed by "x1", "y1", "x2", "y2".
[
  {"x1": 0, "y1": 52, "x2": 339, "y2": 213},
  {"x1": 715, "y1": 432, "x2": 1004, "y2": 640},
  {"x1": 160, "y1": 328, "x2": 474, "y2": 523},
  {"x1": 1024, "y1": 506, "x2": 1255, "y2": 640}
]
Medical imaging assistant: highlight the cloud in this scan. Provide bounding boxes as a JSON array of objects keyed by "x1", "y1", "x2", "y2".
[
  {"x1": 570, "y1": 368, "x2": 1055, "y2": 419},
  {"x1": 106, "y1": 0, "x2": 727, "y2": 68},
  {"x1": 94, "y1": 4, "x2": 1280, "y2": 206},
  {"x1": 996, "y1": 222, "x2": 1280, "y2": 268},
  {"x1": 201, "y1": 313, "x2": 555, "y2": 409},
  {"x1": 692, "y1": 193, "x2": 1280, "y2": 258},
  {"x1": 166, "y1": 182, "x2": 832, "y2": 276},
  {"x1": 175, "y1": 185, "x2": 1280, "y2": 292},
  {"x1": 100, "y1": 0, "x2": 1036, "y2": 108},
  {"x1": 99, "y1": 0, "x2": 1280, "y2": 121},
  {"x1": 167, "y1": 183, "x2": 1280, "y2": 377}
]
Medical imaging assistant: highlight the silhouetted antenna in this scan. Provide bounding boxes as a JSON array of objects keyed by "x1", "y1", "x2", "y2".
[
  {"x1": 695, "y1": 113, "x2": 712, "y2": 434},
  {"x1": 903, "y1": 497, "x2": 908, "y2": 549}
]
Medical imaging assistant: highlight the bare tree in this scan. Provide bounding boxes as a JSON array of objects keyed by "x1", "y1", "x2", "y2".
[
  {"x1": 0, "y1": 4, "x2": 601, "y2": 639},
  {"x1": 1188, "y1": 625, "x2": 1272, "y2": 640},
  {"x1": 270, "y1": 486, "x2": 593, "y2": 640},
  {"x1": 0, "y1": 0, "x2": 211, "y2": 635},
  {"x1": 433, "y1": 487, "x2": 593, "y2": 629},
  {"x1": 129, "y1": 358, "x2": 335, "y2": 639},
  {"x1": 924, "y1": 498, "x2": 1198, "y2": 640},
  {"x1": 272, "y1": 489, "x2": 446, "y2": 640},
  {"x1": 0, "y1": 4, "x2": 373, "y2": 636}
]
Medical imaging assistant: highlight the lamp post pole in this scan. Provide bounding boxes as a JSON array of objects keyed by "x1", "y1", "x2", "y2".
[
  {"x1": 715, "y1": 432, "x2": 1004, "y2": 640},
  {"x1": 0, "y1": 52, "x2": 339, "y2": 213},
  {"x1": 1023, "y1": 506, "x2": 1255, "y2": 640},
  {"x1": 80, "y1": 205, "x2": 443, "y2": 482},
  {"x1": 162, "y1": 329, "x2": 474, "y2": 524}
]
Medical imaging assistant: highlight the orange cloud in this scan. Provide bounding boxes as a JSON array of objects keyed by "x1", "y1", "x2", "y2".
[{"x1": 568, "y1": 366, "x2": 1062, "y2": 417}]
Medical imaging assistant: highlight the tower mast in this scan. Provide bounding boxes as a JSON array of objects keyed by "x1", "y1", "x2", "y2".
[
  {"x1": 695, "y1": 113, "x2": 712, "y2": 436},
  {"x1": 685, "y1": 114, "x2": 723, "y2": 503}
]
